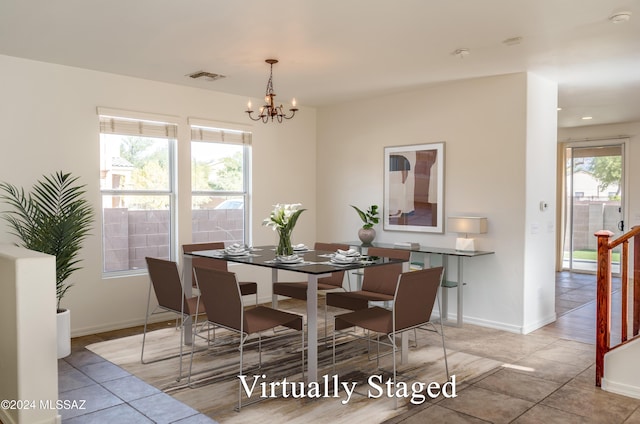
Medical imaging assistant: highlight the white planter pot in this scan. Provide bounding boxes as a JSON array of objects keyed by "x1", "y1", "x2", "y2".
[{"x1": 57, "y1": 308, "x2": 71, "y2": 359}]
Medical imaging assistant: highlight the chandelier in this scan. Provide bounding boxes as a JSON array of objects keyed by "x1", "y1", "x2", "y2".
[{"x1": 246, "y1": 59, "x2": 298, "y2": 123}]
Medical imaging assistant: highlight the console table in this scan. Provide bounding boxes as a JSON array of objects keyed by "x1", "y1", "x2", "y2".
[{"x1": 345, "y1": 241, "x2": 494, "y2": 327}]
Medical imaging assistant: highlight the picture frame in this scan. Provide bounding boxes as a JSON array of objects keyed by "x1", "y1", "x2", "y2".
[{"x1": 383, "y1": 142, "x2": 445, "y2": 233}]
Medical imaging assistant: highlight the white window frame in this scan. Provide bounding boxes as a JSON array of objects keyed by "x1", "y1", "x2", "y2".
[
  {"x1": 189, "y1": 118, "x2": 252, "y2": 246},
  {"x1": 98, "y1": 108, "x2": 179, "y2": 277}
]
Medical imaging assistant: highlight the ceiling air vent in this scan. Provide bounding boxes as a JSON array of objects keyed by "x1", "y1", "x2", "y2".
[{"x1": 187, "y1": 71, "x2": 226, "y2": 81}]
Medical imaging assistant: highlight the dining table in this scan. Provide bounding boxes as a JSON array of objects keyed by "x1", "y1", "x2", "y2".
[{"x1": 182, "y1": 245, "x2": 408, "y2": 384}]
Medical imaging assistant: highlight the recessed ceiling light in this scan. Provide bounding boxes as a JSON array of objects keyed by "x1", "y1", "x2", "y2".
[
  {"x1": 609, "y1": 11, "x2": 632, "y2": 23},
  {"x1": 582, "y1": 116, "x2": 593, "y2": 120},
  {"x1": 557, "y1": 107, "x2": 563, "y2": 111},
  {"x1": 451, "y1": 48, "x2": 470, "y2": 58}
]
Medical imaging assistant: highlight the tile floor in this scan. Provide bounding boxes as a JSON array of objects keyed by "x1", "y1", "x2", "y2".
[
  {"x1": 57, "y1": 321, "x2": 218, "y2": 423},
  {"x1": 555, "y1": 271, "x2": 621, "y2": 317},
  {"x1": 53, "y1": 272, "x2": 638, "y2": 423}
]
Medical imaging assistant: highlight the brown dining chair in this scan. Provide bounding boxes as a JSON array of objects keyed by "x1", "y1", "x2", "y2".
[
  {"x1": 189, "y1": 267, "x2": 304, "y2": 411},
  {"x1": 325, "y1": 246, "x2": 410, "y2": 311},
  {"x1": 332, "y1": 267, "x2": 448, "y2": 409},
  {"x1": 141, "y1": 257, "x2": 206, "y2": 382},
  {"x1": 182, "y1": 242, "x2": 258, "y2": 305}
]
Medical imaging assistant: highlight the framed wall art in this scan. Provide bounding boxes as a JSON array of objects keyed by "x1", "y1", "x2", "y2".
[{"x1": 383, "y1": 142, "x2": 444, "y2": 233}]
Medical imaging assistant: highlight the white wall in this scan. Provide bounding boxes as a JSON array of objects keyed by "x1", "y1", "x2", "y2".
[
  {"x1": 0, "y1": 53, "x2": 559, "y2": 335},
  {"x1": 316, "y1": 73, "x2": 557, "y2": 332},
  {"x1": 603, "y1": 339, "x2": 640, "y2": 399},
  {"x1": 522, "y1": 73, "x2": 558, "y2": 332},
  {"x1": 0, "y1": 54, "x2": 318, "y2": 335},
  {"x1": 0, "y1": 245, "x2": 58, "y2": 424}
]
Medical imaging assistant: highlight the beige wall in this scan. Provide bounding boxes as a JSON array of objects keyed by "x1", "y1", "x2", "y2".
[
  {"x1": 0, "y1": 54, "x2": 318, "y2": 335},
  {"x1": 316, "y1": 73, "x2": 557, "y2": 332},
  {"x1": 523, "y1": 73, "x2": 558, "y2": 332},
  {"x1": 0, "y1": 53, "x2": 559, "y2": 335},
  {"x1": 0, "y1": 246, "x2": 58, "y2": 424}
]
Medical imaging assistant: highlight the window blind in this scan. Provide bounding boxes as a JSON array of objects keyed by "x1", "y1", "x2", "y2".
[
  {"x1": 99, "y1": 116, "x2": 177, "y2": 139},
  {"x1": 190, "y1": 126, "x2": 251, "y2": 145}
]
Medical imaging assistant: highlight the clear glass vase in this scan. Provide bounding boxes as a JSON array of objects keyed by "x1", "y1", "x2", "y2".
[{"x1": 276, "y1": 227, "x2": 294, "y2": 256}]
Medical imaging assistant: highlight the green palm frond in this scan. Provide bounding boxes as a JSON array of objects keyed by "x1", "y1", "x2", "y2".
[{"x1": 0, "y1": 171, "x2": 94, "y2": 309}]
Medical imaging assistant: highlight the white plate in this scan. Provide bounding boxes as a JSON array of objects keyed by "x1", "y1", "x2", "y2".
[
  {"x1": 276, "y1": 254, "x2": 302, "y2": 264},
  {"x1": 277, "y1": 258, "x2": 304, "y2": 264},
  {"x1": 331, "y1": 258, "x2": 357, "y2": 264},
  {"x1": 225, "y1": 250, "x2": 248, "y2": 256},
  {"x1": 337, "y1": 249, "x2": 360, "y2": 257}
]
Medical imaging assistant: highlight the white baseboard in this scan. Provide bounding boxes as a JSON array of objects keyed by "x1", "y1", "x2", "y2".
[
  {"x1": 522, "y1": 313, "x2": 557, "y2": 334},
  {"x1": 70, "y1": 294, "x2": 274, "y2": 337},
  {"x1": 442, "y1": 312, "x2": 556, "y2": 335},
  {"x1": 447, "y1": 313, "x2": 523, "y2": 334},
  {"x1": 70, "y1": 312, "x2": 175, "y2": 338},
  {"x1": 602, "y1": 377, "x2": 640, "y2": 400}
]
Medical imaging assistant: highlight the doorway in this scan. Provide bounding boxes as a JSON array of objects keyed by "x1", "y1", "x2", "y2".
[{"x1": 562, "y1": 142, "x2": 625, "y2": 274}]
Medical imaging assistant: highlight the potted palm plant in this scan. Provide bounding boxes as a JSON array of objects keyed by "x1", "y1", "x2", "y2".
[
  {"x1": 0, "y1": 171, "x2": 94, "y2": 358},
  {"x1": 351, "y1": 204, "x2": 379, "y2": 245}
]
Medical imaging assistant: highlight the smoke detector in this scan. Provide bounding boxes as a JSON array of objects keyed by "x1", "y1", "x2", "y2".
[{"x1": 187, "y1": 71, "x2": 226, "y2": 81}]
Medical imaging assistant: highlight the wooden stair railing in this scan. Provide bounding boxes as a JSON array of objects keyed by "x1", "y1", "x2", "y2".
[{"x1": 595, "y1": 226, "x2": 640, "y2": 387}]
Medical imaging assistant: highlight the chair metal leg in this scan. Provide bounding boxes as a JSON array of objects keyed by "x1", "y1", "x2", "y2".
[
  {"x1": 301, "y1": 324, "x2": 305, "y2": 381},
  {"x1": 332, "y1": 329, "x2": 336, "y2": 373},
  {"x1": 436, "y1": 290, "x2": 449, "y2": 377},
  {"x1": 177, "y1": 317, "x2": 184, "y2": 381},
  {"x1": 258, "y1": 333, "x2": 262, "y2": 368},
  {"x1": 187, "y1": 322, "x2": 198, "y2": 386},
  {"x1": 238, "y1": 334, "x2": 244, "y2": 411},
  {"x1": 388, "y1": 332, "x2": 398, "y2": 409},
  {"x1": 140, "y1": 281, "x2": 153, "y2": 364},
  {"x1": 376, "y1": 333, "x2": 380, "y2": 368}
]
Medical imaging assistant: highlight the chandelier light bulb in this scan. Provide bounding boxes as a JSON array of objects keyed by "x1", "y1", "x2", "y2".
[{"x1": 292, "y1": 98, "x2": 297, "y2": 108}]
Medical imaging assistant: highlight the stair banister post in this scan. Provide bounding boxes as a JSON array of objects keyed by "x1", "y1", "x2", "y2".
[
  {"x1": 595, "y1": 230, "x2": 613, "y2": 387},
  {"x1": 634, "y1": 227, "x2": 640, "y2": 337}
]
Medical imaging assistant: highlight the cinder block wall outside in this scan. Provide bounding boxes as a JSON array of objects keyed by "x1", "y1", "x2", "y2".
[{"x1": 103, "y1": 208, "x2": 243, "y2": 272}]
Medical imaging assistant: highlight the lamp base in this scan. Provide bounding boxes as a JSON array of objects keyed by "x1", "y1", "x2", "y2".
[{"x1": 455, "y1": 237, "x2": 476, "y2": 252}]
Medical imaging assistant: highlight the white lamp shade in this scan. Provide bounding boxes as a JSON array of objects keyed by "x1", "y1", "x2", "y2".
[{"x1": 447, "y1": 217, "x2": 488, "y2": 234}]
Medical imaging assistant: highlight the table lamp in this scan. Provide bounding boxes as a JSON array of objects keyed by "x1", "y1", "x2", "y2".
[{"x1": 447, "y1": 216, "x2": 488, "y2": 252}]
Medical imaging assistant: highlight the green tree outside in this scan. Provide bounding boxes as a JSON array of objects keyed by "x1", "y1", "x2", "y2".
[{"x1": 587, "y1": 156, "x2": 621, "y2": 197}]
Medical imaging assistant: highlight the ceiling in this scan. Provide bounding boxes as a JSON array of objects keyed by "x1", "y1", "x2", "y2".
[{"x1": 1, "y1": 0, "x2": 639, "y2": 128}]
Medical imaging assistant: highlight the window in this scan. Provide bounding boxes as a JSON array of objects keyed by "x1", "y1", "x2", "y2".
[
  {"x1": 190, "y1": 120, "x2": 251, "y2": 246},
  {"x1": 99, "y1": 110, "x2": 177, "y2": 274}
]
